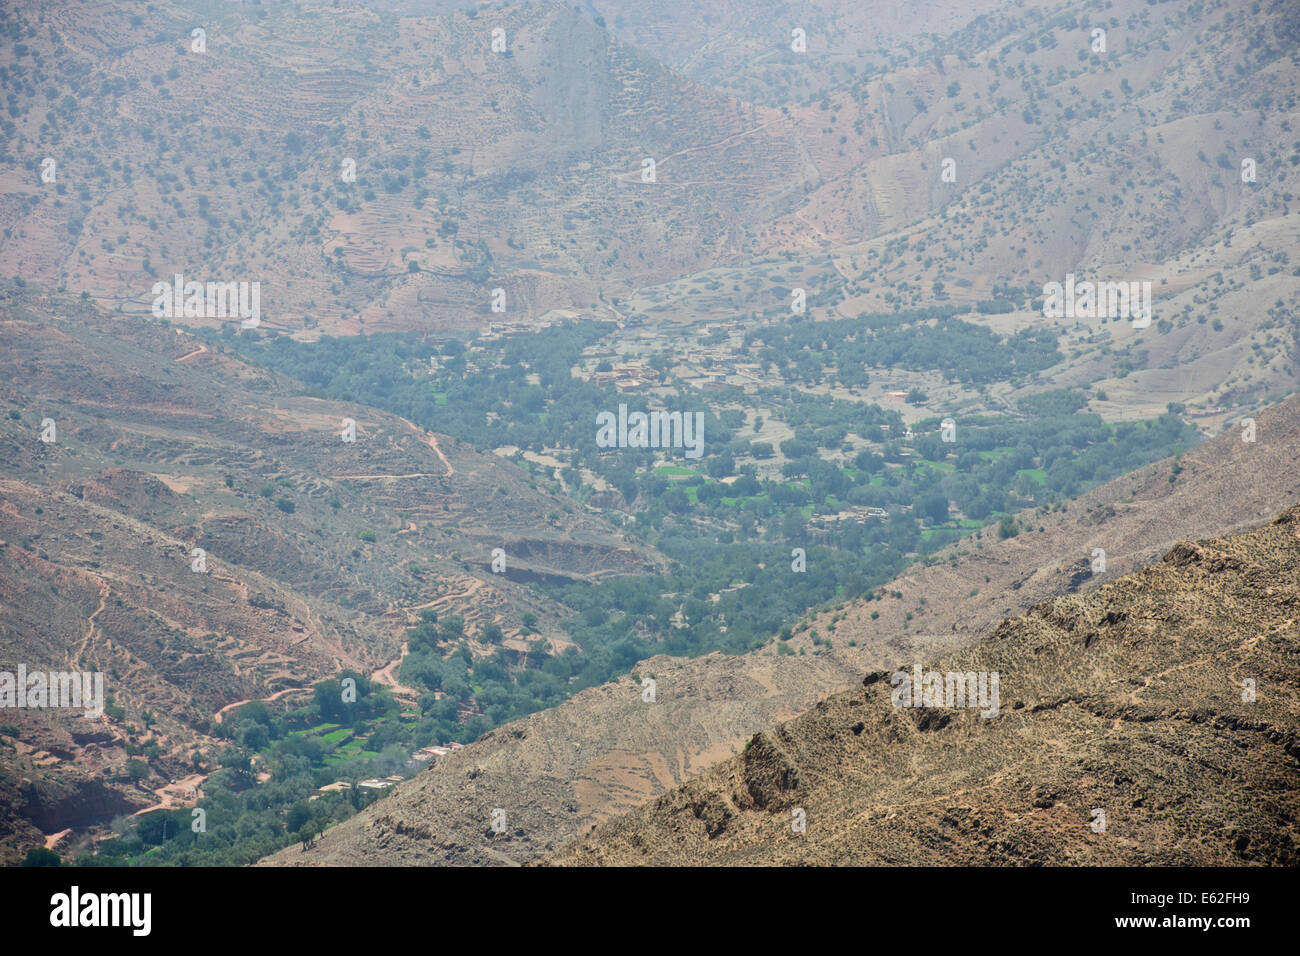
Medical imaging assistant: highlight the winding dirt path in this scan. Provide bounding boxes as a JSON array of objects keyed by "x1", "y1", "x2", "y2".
[
  {"x1": 330, "y1": 471, "x2": 444, "y2": 480},
  {"x1": 70, "y1": 577, "x2": 110, "y2": 669},
  {"x1": 370, "y1": 641, "x2": 418, "y2": 697},
  {"x1": 213, "y1": 686, "x2": 304, "y2": 724},
  {"x1": 613, "y1": 119, "x2": 780, "y2": 180},
  {"x1": 131, "y1": 773, "x2": 208, "y2": 818},
  {"x1": 412, "y1": 421, "x2": 454, "y2": 476},
  {"x1": 331, "y1": 422, "x2": 453, "y2": 480}
]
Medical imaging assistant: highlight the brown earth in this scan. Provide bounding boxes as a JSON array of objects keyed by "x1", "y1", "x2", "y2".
[{"x1": 544, "y1": 505, "x2": 1300, "y2": 865}]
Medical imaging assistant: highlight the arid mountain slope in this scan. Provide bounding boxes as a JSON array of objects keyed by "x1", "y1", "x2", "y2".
[
  {"x1": 0, "y1": 1, "x2": 813, "y2": 333},
  {"x1": 620, "y1": 0, "x2": 1300, "y2": 419},
  {"x1": 376, "y1": 0, "x2": 1013, "y2": 105},
  {"x1": 262, "y1": 393, "x2": 1300, "y2": 866},
  {"x1": 546, "y1": 506, "x2": 1300, "y2": 865}
]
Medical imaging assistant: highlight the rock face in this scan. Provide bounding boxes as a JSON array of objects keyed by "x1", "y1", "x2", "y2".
[
  {"x1": 0, "y1": 764, "x2": 146, "y2": 863},
  {"x1": 543, "y1": 507, "x2": 1300, "y2": 866}
]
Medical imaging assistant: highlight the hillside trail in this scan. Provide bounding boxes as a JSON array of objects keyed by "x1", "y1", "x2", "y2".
[
  {"x1": 70, "y1": 576, "x2": 110, "y2": 669},
  {"x1": 331, "y1": 421, "x2": 453, "y2": 479},
  {"x1": 375, "y1": 579, "x2": 491, "y2": 695},
  {"x1": 411, "y1": 420, "x2": 454, "y2": 476},
  {"x1": 427, "y1": 577, "x2": 489, "y2": 615},
  {"x1": 395, "y1": 577, "x2": 489, "y2": 619},
  {"x1": 329, "y1": 471, "x2": 444, "y2": 480},
  {"x1": 793, "y1": 208, "x2": 842, "y2": 246},
  {"x1": 213, "y1": 686, "x2": 304, "y2": 724},
  {"x1": 370, "y1": 641, "x2": 418, "y2": 698},
  {"x1": 131, "y1": 772, "x2": 208, "y2": 818},
  {"x1": 174, "y1": 343, "x2": 208, "y2": 362},
  {"x1": 612, "y1": 119, "x2": 780, "y2": 181}
]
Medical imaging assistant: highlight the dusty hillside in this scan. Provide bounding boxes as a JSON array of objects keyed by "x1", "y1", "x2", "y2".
[
  {"x1": 0, "y1": 1, "x2": 814, "y2": 334},
  {"x1": 3, "y1": 0, "x2": 1295, "y2": 870},
  {"x1": 0, "y1": 289, "x2": 659, "y2": 863},
  {"x1": 546, "y1": 506, "x2": 1300, "y2": 865},
  {"x1": 621, "y1": 0, "x2": 1300, "y2": 420},
  {"x1": 584, "y1": 0, "x2": 1013, "y2": 105},
  {"x1": 261, "y1": 392, "x2": 1300, "y2": 866}
]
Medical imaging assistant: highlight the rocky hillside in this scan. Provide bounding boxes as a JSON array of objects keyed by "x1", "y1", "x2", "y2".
[
  {"x1": 545, "y1": 506, "x2": 1300, "y2": 865},
  {"x1": 0, "y1": 1, "x2": 814, "y2": 334},
  {"x1": 0, "y1": 288, "x2": 659, "y2": 863}
]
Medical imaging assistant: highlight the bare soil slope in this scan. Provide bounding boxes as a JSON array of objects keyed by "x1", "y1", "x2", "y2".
[{"x1": 546, "y1": 506, "x2": 1300, "y2": 865}]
